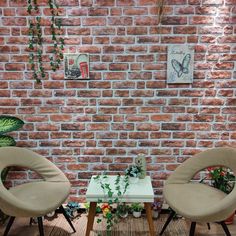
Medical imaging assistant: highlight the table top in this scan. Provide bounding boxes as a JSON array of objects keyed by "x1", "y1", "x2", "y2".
[{"x1": 86, "y1": 175, "x2": 154, "y2": 202}]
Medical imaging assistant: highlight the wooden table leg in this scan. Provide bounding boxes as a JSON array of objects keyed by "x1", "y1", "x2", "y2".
[
  {"x1": 145, "y1": 202, "x2": 155, "y2": 236},
  {"x1": 85, "y1": 202, "x2": 97, "y2": 236}
]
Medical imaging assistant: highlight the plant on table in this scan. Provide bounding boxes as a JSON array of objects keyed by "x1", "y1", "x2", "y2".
[
  {"x1": 93, "y1": 174, "x2": 129, "y2": 235},
  {"x1": 125, "y1": 165, "x2": 142, "y2": 178},
  {"x1": 125, "y1": 165, "x2": 142, "y2": 184},
  {"x1": 131, "y1": 203, "x2": 143, "y2": 218}
]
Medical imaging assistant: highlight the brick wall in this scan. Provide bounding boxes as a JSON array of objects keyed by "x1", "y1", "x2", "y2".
[{"x1": 1, "y1": 0, "x2": 236, "y2": 201}]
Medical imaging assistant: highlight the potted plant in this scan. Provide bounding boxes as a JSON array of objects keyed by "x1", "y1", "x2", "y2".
[
  {"x1": 152, "y1": 201, "x2": 162, "y2": 219},
  {"x1": 131, "y1": 203, "x2": 143, "y2": 218},
  {"x1": 64, "y1": 202, "x2": 80, "y2": 219},
  {"x1": 125, "y1": 165, "x2": 142, "y2": 184},
  {"x1": 101, "y1": 203, "x2": 112, "y2": 218},
  {"x1": 207, "y1": 167, "x2": 235, "y2": 224},
  {"x1": 117, "y1": 203, "x2": 129, "y2": 218}
]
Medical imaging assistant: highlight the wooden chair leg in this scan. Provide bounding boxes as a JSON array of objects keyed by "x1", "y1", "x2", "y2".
[
  {"x1": 59, "y1": 205, "x2": 76, "y2": 233},
  {"x1": 159, "y1": 209, "x2": 176, "y2": 235},
  {"x1": 37, "y1": 217, "x2": 44, "y2": 236},
  {"x1": 3, "y1": 216, "x2": 15, "y2": 236},
  {"x1": 220, "y1": 221, "x2": 231, "y2": 236},
  {"x1": 189, "y1": 222, "x2": 196, "y2": 236}
]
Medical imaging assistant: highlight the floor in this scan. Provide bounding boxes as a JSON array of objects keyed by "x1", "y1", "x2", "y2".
[{"x1": 0, "y1": 213, "x2": 236, "y2": 236}]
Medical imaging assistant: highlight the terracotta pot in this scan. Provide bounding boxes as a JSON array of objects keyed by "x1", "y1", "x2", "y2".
[{"x1": 225, "y1": 212, "x2": 235, "y2": 225}]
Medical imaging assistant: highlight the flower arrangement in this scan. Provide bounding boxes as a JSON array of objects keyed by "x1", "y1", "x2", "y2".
[
  {"x1": 101, "y1": 203, "x2": 112, "y2": 218},
  {"x1": 207, "y1": 167, "x2": 235, "y2": 194},
  {"x1": 152, "y1": 201, "x2": 162, "y2": 212},
  {"x1": 125, "y1": 165, "x2": 142, "y2": 178},
  {"x1": 152, "y1": 201, "x2": 162, "y2": 219}
]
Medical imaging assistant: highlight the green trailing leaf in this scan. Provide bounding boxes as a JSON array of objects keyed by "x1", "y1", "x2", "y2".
[
  {"x1": 0, "y1": 116, "x2": 24, "y2": 134},
  {"x1": 0, "y1": 135, "x2": 16, "y2": 147}
]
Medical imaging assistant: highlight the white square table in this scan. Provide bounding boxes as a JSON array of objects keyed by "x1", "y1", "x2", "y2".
[{"x1": 85, "y1": 175, "x2": 155, "y2": 236}]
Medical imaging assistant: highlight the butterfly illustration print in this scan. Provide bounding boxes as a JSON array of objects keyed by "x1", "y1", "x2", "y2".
[{"x1": 171, "y1": 54, "x2": 191, "y2": 78}]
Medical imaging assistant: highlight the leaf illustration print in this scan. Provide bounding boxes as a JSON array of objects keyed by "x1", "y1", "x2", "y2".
[{"x1": 171, "y1": 53, "x2": 191, "y2": 78}]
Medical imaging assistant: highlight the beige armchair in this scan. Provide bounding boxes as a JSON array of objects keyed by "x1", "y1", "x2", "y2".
[
  {"x1": 160, "y1": 147, "x2": 236, "y2": 236},
  {"x1": 0, "y1": 147, "x2": 76, "y2": 236}
]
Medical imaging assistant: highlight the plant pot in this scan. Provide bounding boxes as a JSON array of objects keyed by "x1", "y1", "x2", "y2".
[
  {"x1": 133, "y1": 211, "x2": 141, "y2": 218},
  {"x1": 225, "y1": 212, "x2": 235, "y2": 225},
  {"x1": 129, "y1": 177, "x2": 139, "y2": 184},
  {"x1": 119, "y1": 211, "x2": 128, "y2": 218},
  {"x1": 152, "y1": 210, "x2": 159, "y2": 219}
]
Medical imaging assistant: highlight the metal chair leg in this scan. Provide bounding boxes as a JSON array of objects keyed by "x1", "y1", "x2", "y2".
[
  {"x1": 159, "y1": 209, "x2": 176, "y2": 235},
  {"x1": 37, "y1": 217, "x2": 44, "y2": 236},
  {"x1": 3, "y1": 216, "x2": 15, "y2": 236},
  {"x1": 220, "y1": 221, "x2": 231, "y2": 236},
  {"x1": 29, "y1": 217, "x2": 33, "y2": 226},
  {"x1": 59, "y1": 205, "x2": 76, "y2": 233},
  {"x1": 189, "y1": 222, "x2": 196, "y2": 236}
]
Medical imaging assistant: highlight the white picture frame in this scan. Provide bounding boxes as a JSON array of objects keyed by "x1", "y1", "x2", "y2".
[
  {"x1": 64, "y1": 53, "x2": 89, "y2": 79},
  {"x1": 167, "y1": 45, "x2": 194, "y2": 84}
]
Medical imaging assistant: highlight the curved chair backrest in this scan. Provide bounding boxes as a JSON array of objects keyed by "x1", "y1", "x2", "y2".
[
  {"x1": 166, "y1": 147, "x2": 236, "y2": 185},
  {"x1": 0, "y1": 147, "x2": 70, "y2": 216},
  {"x1": 0, "y1": 147, "x2": 68, "y2": 182}
]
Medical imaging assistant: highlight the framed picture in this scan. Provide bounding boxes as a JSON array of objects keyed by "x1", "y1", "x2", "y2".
[
  {"x1": 64, "y1": 53, "x2": 89, "y2": 79},
  {"x1": 167, "y1": 45, "x2": 194, "y2": 84}
]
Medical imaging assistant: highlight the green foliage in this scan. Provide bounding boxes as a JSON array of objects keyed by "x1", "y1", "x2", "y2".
[
  {"x1": 94, "y1": 174, "x2": 129, "y2": 234},
  {"x1": 0, "y1": 136, "x2": 16, "y2": 147},
  {"x1": 125, "y1": 165, "x2": 142, "y2": 177},
  {"x1": 0, "y1": 116, "x2": 24, "y2": 134},
  {"x1": 0, "y1": 116, "x2": 24, "y2": 179},
  {"x1": 130, "y1": 203, "x2": 143, "y2": 212},
  {"x1": 27, "y1": 0, "x2": 64, "y2": 83},
  {"x1": 207, "y1": 167, "x2": 235, "y2": 194}
]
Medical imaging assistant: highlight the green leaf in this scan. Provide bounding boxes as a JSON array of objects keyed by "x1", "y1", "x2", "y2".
[
  {"x1": 0, "y1": 135, "x2": 16, "y2": 147},
  {"x1": 0, "y1": 116, "x2": 24, "y2": 134}
]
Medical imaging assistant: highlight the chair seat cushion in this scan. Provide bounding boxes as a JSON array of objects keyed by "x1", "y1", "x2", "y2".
[
  {"x1": 7, "y1": 181, "x2": 70, "y2": 217},
  {"x1": 164, "y1": 182, "x2": 228, "y2": 222}
]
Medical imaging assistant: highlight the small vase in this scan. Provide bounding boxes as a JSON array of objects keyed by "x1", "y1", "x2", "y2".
[
  {"x1": 129, "y1": 177, "x2": 139, "y2": 184},
  {"x1": 152, "y1": 210, "x2": 159, "y2": 219},
  {"x1": 133, "y1": 211, "x2": 141, "y2": 218}
]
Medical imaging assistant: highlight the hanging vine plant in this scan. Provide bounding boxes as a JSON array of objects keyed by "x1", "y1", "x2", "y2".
[
  {"x1": 27, "y1": 0, "x2": 64, "y2": 83},
  {"x1": 157, "y1": 0, "x2": 166, "y2": 25}
]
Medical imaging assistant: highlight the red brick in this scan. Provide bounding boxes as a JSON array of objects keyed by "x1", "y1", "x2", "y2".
[
  {"x1": 188, "y1": 123, "x2": 211, "y2": 131},
  {"x1": 161, "y1": 36, "x2": 185, "y2": 43},
  {"x1": 108, "y1": 17, "x2": 133, "y2": 25},
  {"x1": 190, "y1": 16, "x2": 214, "y2": 24},
  {"x1": 162, "y1": 16, "x2": 187, "y2": 25},
  {"x1": 135, "y1": 16, "x2": 158, "y2": 25}
]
